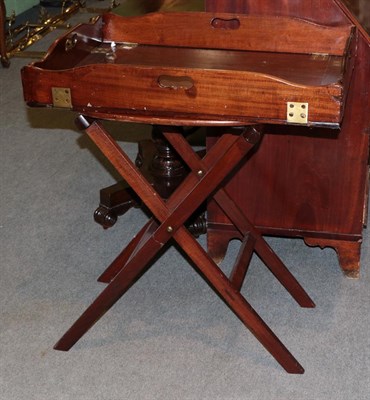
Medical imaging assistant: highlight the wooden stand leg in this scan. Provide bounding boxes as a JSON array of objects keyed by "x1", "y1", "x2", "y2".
[
  {"x1": 174, "y1": 228, "x2": 305, "y2": 374},
  {"x1": 207, "y1": 225, "x2": 241, "y2": 265},
  {"x1": 304, "y1": 237, "x2": 362, "y2": 278},
  {"x1": 229, "y1": 234, "x2": 256, "y2": 291},
  {"x1": 164, "y1": 130, "x2": 315, "y2": 309},
  {"x1": 54, "y1": 220, "x2": 162, "y2": 351},
  {"x1": 93, "y1": 139, "x2": 155, "y2": 229},
  {"x1": 213, "y1": 191, "x2": 315, "y2": 308},
  {"x1": 98, "y1": 219, "x2": 154, "y2": 283},
  {"x1": 56, "y1": 118, "x2": 311, "y2": 373}
]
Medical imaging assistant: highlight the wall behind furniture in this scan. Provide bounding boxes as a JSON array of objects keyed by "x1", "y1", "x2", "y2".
[{"x1": 4, "y1": 0, "x2": 39, "y2": 16}]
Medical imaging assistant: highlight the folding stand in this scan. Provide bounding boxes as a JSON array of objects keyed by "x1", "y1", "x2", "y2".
[{"x1": 54, "y1": 116, "x2": 315, "y2": 374}]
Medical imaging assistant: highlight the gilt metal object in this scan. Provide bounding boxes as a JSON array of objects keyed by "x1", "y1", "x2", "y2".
[
  {"x1": 52, "y1": 87, "x2": 72, "y2": 108},
  {"x1": 287, "y1": 102, "x2": 309, "y2": 124}
]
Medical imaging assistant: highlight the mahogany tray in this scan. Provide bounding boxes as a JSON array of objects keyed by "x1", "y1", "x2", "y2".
[{"x1": 22, "y1": 12, "x2": 355, "y2": 128}]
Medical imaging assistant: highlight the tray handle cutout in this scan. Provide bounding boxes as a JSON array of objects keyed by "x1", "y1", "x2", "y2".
[
  {"x1": 211, "y1": 17, "x2": 240, "y2": 30},
  {"x1": 158, "y1": 75, "x2": 194, "y2": 90}
]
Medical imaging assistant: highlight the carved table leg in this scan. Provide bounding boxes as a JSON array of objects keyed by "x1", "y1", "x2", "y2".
[
  {"x1": 304, "y1": 237, "x2": 362, "y2": 278},
  {"x1": 94, "y1": 181, "x2": 140, "y2": 229}
]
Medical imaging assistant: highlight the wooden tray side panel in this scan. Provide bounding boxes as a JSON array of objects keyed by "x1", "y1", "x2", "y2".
[
  {"x1": 102, "y1": 12, "x2": 352, "y2": 55},
  {"x1": 21, "y1": 63, "x2": 343, "y2": 125},
  {"x1": 205, "y1": 0, "x2": 351, "y2": 25}
]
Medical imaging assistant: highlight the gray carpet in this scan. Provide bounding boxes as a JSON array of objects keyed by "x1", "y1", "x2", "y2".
[{"x1": 1, "y1": 3, "x2": 369, "y2": 399}]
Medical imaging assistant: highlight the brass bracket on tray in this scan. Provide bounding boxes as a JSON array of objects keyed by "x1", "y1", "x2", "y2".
[
  {"x1": 52, "y1": 87, "x2": 72, "y2": 108},
  {"x1": 287, "y1": 102, "x2": 309, "y2": 124}
]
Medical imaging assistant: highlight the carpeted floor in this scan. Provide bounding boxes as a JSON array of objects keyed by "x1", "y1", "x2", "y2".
[{"x1": 1, "y1": 2, "x2": 369, "y2": 399}]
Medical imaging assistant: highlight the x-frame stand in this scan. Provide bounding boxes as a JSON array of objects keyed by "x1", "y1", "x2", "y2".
[{"x1": 54, "y1": 115, "x2": 315, "y2": 374}]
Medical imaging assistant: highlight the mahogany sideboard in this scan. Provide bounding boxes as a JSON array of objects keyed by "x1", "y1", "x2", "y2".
[{"x1": 205, "y1": 0, "x2": 370, "y2": 278}]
